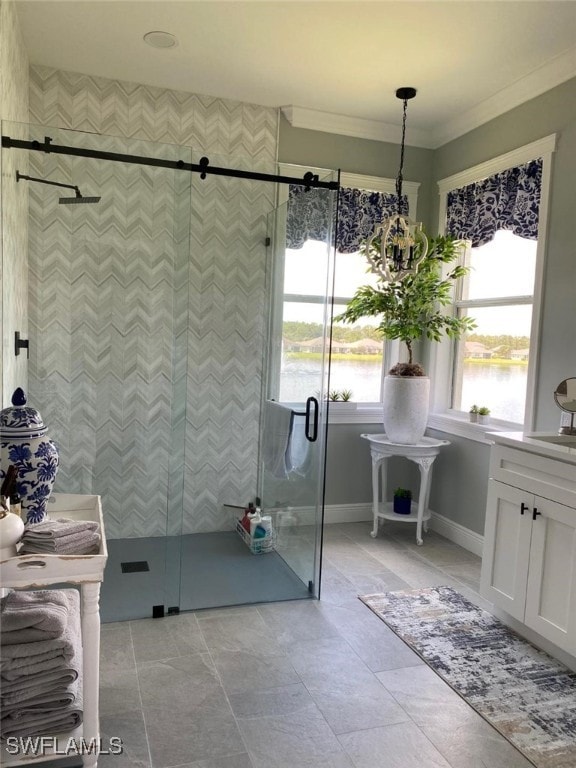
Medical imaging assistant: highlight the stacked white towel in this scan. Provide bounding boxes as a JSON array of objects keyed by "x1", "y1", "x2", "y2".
[
  {"x1": 0, "y1": 589, "x2": 83, "y2": 738},
  {"x1": 19, "y1": 518, "x2": 100, "y2": 555}
]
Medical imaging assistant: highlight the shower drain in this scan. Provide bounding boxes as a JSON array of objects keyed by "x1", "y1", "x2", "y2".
[{"x1": 120, "y1": 560, "x2": 150, "y2": 573}]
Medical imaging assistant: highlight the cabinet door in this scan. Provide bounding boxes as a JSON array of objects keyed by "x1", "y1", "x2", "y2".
[
  {"x1": 480, "y1": 480, "x2": 533, "y2": 621},
  {"x1": 525, "y1": 496, "x2": 576, "y2": 654}
]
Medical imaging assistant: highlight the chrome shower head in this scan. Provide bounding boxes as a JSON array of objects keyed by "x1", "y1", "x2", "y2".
[{"x1": 59, "y1": 194, "x2": 101, "y2": 205}]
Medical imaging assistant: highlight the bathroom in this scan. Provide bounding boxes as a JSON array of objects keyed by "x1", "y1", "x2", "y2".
[{"x1": 1, "y1": 1, "x2": 576, "y2": 765}]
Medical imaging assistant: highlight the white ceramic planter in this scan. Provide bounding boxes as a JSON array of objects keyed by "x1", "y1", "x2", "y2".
[{"x1": 382, "y1": 375, "x2": 430, "y2": 444}]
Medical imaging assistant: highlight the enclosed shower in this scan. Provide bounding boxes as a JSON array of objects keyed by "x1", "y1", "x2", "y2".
[{"x1": 1, "y1": 120, "x2": 339, "y2": 621}]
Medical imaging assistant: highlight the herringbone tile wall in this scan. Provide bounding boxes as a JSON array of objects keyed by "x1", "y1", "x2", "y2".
[{"x1": 27, "y1": 66, "x2": 279, "y2": 539}]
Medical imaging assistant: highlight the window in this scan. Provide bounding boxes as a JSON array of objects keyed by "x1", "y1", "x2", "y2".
[
  {"x1": 432, "y1": 135, "x2": 556, "y2": 431},
  {"x1": 276, "y1": 169, "x2": 420, "y2": 407},
  {"x1": 452, "y1": 231, "x2": 537, "y2": 422}
]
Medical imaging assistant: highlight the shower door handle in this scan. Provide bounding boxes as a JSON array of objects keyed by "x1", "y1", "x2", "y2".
[{"x1": 305, "y1": 396, "x2": 319, "y2": 443}]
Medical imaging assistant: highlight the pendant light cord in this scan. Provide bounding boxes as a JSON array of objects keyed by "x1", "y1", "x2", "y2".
[{"x1": 395, "y1": 96, "x2": 408, "y2": 215}]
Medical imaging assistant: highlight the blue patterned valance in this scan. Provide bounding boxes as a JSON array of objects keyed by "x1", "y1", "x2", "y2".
[
  {"x1": 286, "y1": 185, "x2": 407, "y2": 254},
  {"x1": 446, "y1": 159, "x2": 542, "y2": 248}
]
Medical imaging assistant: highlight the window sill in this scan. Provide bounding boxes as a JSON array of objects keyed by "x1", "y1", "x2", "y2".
[
  {"x1": 327, "y1": 405, "x2": 383, "y2": 425},
  {"x1": 427, "y1": 412, "x2": 522, "y2": 445},
  {"x1": 327, "y1": 405, "x2": 522, "y2": 443}
]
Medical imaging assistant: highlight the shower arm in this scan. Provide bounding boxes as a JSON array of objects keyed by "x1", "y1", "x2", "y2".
[{"x1": 16, "y1": 171, "x2": 81, "y2": 197}]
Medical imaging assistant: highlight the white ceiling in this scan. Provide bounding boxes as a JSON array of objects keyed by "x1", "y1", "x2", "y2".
[{"x1": 14, "y1": 0, "x2": 576, "y2": 148}]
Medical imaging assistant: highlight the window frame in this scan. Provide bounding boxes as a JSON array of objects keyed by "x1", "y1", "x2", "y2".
[
  {"x1": 272, "y1": 166, "x2": 421, "y2": 422},
  {"x1": 428, "y1": 134, "x2": 557, "y2": 442}
]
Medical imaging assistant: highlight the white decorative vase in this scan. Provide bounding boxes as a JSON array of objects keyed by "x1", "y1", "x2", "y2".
[{"x1": 382, "y1": 375, "x2": 430, "y2": 444}]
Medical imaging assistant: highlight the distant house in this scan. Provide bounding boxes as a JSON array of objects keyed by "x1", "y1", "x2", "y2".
[
  {"x1": 284, "y1": 337, "x2": 383, "y2": 355},
  {"x1": 347, "y1": 338, "x2": 383, "y2": 355},
  {"x1": 511, "y1": 348, "x2": 530, "y2": 361},
  {"x1": 465, "y1": 341, "x2": 493, "y2": 359}
]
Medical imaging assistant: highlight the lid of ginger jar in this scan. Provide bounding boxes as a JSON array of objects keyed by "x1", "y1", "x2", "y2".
[{"x1": 0, "y1": 388, "x2": 48, "y2": 439}]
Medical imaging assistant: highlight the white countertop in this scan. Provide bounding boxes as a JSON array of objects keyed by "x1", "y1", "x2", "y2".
[{"x1": 488, "y1": 431, "x2": 576, "y2": 464}]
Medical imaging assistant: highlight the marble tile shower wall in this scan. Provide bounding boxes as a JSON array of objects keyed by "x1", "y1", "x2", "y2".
[
  {"x1": 27, "y1": 65, "x2": 279, "y2": 539},
  {"x1": 0, "y1": 0, "x2": 30, "y2": 406}
]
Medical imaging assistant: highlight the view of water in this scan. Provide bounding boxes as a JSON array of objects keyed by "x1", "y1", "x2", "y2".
[{"x1": 280, "y1": 356, "x2": 527, "y2": 423}]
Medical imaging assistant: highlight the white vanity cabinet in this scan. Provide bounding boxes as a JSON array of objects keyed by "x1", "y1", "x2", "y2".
[{"x1": 481, "y1": 435, "x2": 576, "y2": 657}]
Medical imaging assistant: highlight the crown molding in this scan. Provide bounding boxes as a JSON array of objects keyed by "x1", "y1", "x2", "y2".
[
  {"x1": 280, "y1": 106, "x2": 433, "y2": 149},
  {"x1": 282, "y1": 47, "x2": 576, "y2": 149},
  {"x1": 430, "y1": 46, "x2": 576, "y2": 148}
]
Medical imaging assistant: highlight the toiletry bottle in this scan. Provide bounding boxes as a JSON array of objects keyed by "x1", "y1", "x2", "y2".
[
  {"x1": 242, "y1": 502, "x2": 255, "y2": 532},
  {"x1": 249, "y1": 507, "x2": 262, "y2": 539}
]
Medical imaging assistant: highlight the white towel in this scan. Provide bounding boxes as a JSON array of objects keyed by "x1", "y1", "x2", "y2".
[{"x1": 262, "y1": 401, "x2": 295, "y2": 479}]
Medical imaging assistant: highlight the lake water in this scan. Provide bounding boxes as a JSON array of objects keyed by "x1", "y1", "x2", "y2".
[{"x1": 280, "y1": 357, "x2": 527, "y2": 423}]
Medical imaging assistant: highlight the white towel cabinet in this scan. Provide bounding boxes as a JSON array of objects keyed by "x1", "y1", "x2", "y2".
[{"x1": 0, "y1": 494, "x2": 107, "y2": 768}]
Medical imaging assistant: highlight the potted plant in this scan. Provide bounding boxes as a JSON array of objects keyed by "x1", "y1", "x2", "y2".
[
  {"x1": 325, "y1": 389, "x2": 356, "y2": 411},
  {"x1": 336, "y1": 233, "x2": 475, "y2": 443},
  {"x1": 469, "y1": 404, "x2": 479, "y2": 423},
  {"x1": 393, "y1": 487, "x2": 412, "y2": 515},
  {"x1": 478, "y1": 406, "x2": 490, "y2": 424}
]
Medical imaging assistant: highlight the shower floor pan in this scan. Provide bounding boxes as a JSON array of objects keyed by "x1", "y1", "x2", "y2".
[{"x1": 100, "y1": 530, "x2": 311, "y2": 622}]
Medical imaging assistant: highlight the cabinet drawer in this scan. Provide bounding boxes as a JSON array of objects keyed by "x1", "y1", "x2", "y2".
[{"x1": 490, "y1": 446, "x2": 576, "y2": 509}]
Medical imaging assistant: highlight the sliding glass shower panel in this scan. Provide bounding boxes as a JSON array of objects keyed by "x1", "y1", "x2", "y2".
[
  {"x1": 176, "y1": 151, "x2": 289, "y2": 611},
  {"x1": 1, "y1": 121, "x2": 192, "y2": 620},
  {"x1": 260, "y1": 175, "x2": 338, "y2": 597}
]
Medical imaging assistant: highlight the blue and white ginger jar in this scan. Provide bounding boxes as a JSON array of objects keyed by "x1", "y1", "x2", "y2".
[{"x1": 0, "y1": 388, "x2": 59, "y2": 524}]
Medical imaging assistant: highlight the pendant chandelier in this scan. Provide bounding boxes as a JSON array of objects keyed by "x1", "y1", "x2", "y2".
[{"x1": 365, "y1": 87, "x2": 428, "y2": 283}]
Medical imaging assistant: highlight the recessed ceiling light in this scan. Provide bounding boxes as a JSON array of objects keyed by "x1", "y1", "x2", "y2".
[{"x1": 143, "y1": 31, "x2": 178, "y2": 49}]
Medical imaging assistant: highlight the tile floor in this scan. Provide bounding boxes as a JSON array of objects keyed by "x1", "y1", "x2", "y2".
[{"x1": 99, "y1": 521, "x2": 534, "y2": 768}]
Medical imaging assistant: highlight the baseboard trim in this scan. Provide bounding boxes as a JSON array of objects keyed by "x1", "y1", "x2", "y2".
[
  {"x1": 323, "y1": 503, "x2": 372, "y2": 524},
  {"x1": 429, "y1": 511, "x2": 484, "y2": 557},
  {"x1": 322, "y1": 503, "x2": 483, "y2": 557}
]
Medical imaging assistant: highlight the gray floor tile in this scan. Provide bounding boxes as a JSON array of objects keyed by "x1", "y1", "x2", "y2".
[
  {"x1": 284, "y1": 636, "x2": 411, "y2": 734},
  {"x1": 100, "y1": 664, "x2": 142, "y2": 715},
  {"x1": 376, "y1": 665, "x2": 474, "y2": 726},
  {"x1": 421, "y1": 719, "x2": 536, "y2": 768},
  {"x1": 198, "y1": 610, "x2": 284, "y2": 656},
  {"x1": 344, "y1": 570, "x2": 412, "y2": 593},
  {"x1": 184, "y1": 755, "x2": 254, "y2": 768},
  {"x1": 137, "y1": 653, "x2": 244, "y2": 766},
  {"x1": 143, "y1": 696, "x2": 244, "y2": 768},
  {"x1": 100, "y1": 623, "x2": 135, "y2": 671},
  {"x1": 137, "y1": 654, "x2": 219, "y2": 707},
  {"x1": 99, "y1": 710, "x2": 150, "y2": 768},
  {"x1": 257, "y1": 600, "x2": 340, "y2": 646},
  {"x1": 319, "y1": 601, "x2": 424, "y2": 673},
  {"x1": 96, "y1": 521, "x2": 495, "y2": 767},
  {"x1": 237, "y1": 704, "x2": 347, "y2": 768},
  {"x1": 130, "y1": 617, "x2": 185, "y2": 662},
  {"x1": 227, "y1": 682, "x2": 314, "y2": 718},
  {"x1": 211, "y1": 649, "x2": 301, "y2": 695},
  {"x1": 338, "y1": 721, "x2": 452, "y2": 768}
]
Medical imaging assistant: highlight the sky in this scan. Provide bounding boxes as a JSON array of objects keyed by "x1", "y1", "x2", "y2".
[{"x1": 283, "y1": 230, "x2": 536, "y2": 338}]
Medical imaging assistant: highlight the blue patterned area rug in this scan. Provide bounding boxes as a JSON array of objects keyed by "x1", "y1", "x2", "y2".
[{"x1": 360, "y1": 586, "x2": 576, "y2": 768}]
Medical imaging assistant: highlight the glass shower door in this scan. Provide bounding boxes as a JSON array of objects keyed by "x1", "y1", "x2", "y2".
[
  {"x1": 1, "y1": 120, "x2": 192, "y2": 621},
  {"x1": 260, "y1": 177, "x2": 338, "y2": 597}
]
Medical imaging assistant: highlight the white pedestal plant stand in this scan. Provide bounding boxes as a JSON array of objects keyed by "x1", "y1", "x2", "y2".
[{"x1": 361, "y1": 434, "x2": 450, "y2": 546}]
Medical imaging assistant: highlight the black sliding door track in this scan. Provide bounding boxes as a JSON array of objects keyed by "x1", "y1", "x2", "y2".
[{"x1": 1, "y1": 135, "x2": 339, "y2": 190}]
